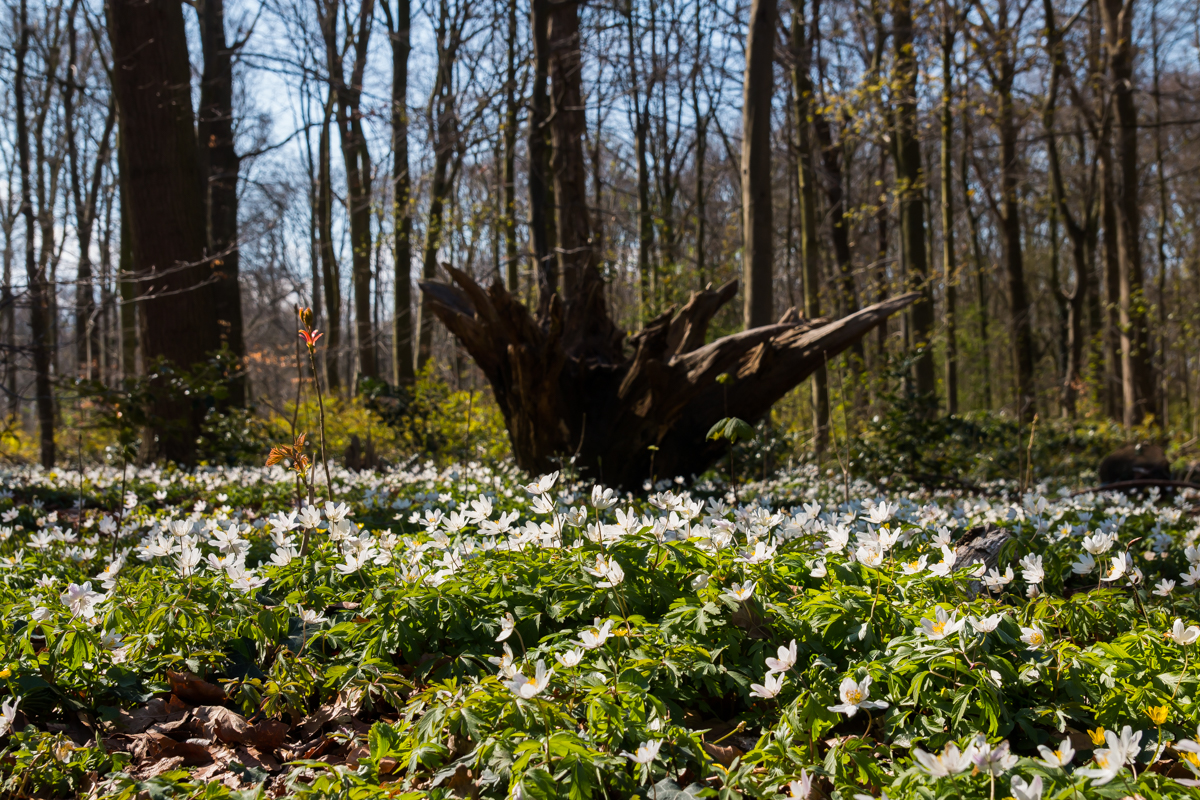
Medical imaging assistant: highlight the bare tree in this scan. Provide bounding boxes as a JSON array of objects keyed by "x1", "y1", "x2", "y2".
[
  {"x1": 381, "y1": 0, "x2": 415, "y2": 384},
  {"x1": 315, "y1": 0, "x2": 377, "y2": 382},
  {"x1": 197, "y1": 0, "x2": 247, "y2": 404},
  {"x1": 108, "y1": 0, "x2": 221, "y2": 463},
  {"x1": 741, "y1": 0, "x2": 775, "y2": 329}
]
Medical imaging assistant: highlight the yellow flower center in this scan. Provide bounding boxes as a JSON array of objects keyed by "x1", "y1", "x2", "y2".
[
  {"x1": 845, "y1": 689, "x2": 863, "y2": 704},
  {"x1": 1184, "y1": 752, "x2": 1200, "y2": 767},
  {"x1": 932, "y1": 621, "x2": 946, "y2": 635},
  {"x1": 1029, "y1": 632, "x2": 1044, "y2": 646},
  {"x1": 1095, "y1": 755, "x2": 1110, "y2": 769},
  {"x1": 907, "y1": 561, "x2": 919, "y2": 570}
]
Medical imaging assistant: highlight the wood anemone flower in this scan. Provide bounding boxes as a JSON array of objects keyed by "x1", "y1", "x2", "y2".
[{"x1": 298, "y1": 329, "x2": 324, "y2": 350}]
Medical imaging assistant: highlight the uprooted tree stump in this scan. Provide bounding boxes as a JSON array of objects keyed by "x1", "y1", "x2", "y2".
[{"x1": 420, "y1": 265, "x2": 917, "y2": 490}]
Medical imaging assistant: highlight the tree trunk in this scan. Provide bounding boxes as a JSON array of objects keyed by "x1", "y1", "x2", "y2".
[
  {"x1": 741, "y1": 0, "x2": 775, "y2": 329},
  {"x1": 626, "y1": 2, "x2": 654, "y2": 319},
  {"x1": 502, "y1": 0, "x2": 519, "y2": 294},
  {"x1": 2, "y1": 188, "x2": 14, "y2": 419},
  {"x1": 109, "y1": 0, "x2": 220, "y2": 464},
  {"x1": 528, "y1": 0, "x2": 553, "y2": 309},
  {"x1": 415, "y1": 0, "x2": 461, "y2": 370},
  {"x1": 1043, "y1": 0, "x2": 1094, "y2": 419},
  {"x1": 691, "y1": 48, "x2": 708, "y2": 289},
  {"x1": 890, "y1": 0, "x2": 935, "y2": 403},
  {"x1": 383, "y1": 0, "x2": 415, "y2": 385},
  {"x1": 962, "y1": 122, "x2": 992, "y2": 411},
  {"x1": 316, "y1": 97, "x2": 342, "y2": 393},
  {"x1": 1151, "y1": 0, "x2": 1169, "y2": 428},
  {"x1": 791, "y1": 0, "x2": 828, "y2": 454},
  {"x1": 1099, "y1": 139, "x2": 1122, "y2": 421},
  {"x1": 813, "y1": 109, "x2": 857, "y2": 333},
  {"x1": 982, "y1": 1, "x2": 1035, "y2": 421},
  {"x1": 939, "y1": 12, "x2": 957, "y2": 415},
  {"x1": 318, "y1": 0, "x2": 377, "y2": 383},
  {"x1": 423, "y1": 270, "x2": 916, "y2": 488},
  {"x1": 15, "y1": 0, "x2": 55, "y2": 466},
  {"x1": 198, "y1": 0, "x2": 246, "y2": 405},
  {"x1": 546, "y1": 0, "x2": 619, "y2": 355},
  {"x1": 1102, "y1": 0, "x2": 1154, "y2": 426},
  {"x1": 117, "y1": 148, "x2": 138, "y2": 382}
]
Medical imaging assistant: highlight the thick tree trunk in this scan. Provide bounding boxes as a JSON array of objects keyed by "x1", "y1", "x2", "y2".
[
  {"x1": 1043, "y1": 0, "x2": 1094, "y2": 419},
  {"x1": 198, "y1": 0, "x2": 246, "y2": 405},
  {"x1": 741, "y1": 0, "x2": 775, "y2": 329},
  {"x1": 109, "y1": 0, "x2": 220, "y2": 464},
  {"x1": 1102, "y1": 0, "x2": 1154, "y2": 426},
  {"x1": 528, "y1": 0, "x2": 553, "y2": 309},
  {"x1": 318, "y1": 0, "x2": 377, "y2": 382},
  {"x1": 383, "y1": 0, "x2": 415, "y2": 385},
  {"x1": 890, "y1": 0, "x2": 935, "y2": 403},
  {"x1": 546, "y1": 0, "x2": 620, "y2": 358},
  {"x1": 980, "y1": 2, "x2": 1035, "y2": 422},
  {"x1": 15, "y1": 0, "x2": 55, "y2": 467}
]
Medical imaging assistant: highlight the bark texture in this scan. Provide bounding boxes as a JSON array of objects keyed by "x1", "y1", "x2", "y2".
[
  {"x1": 198, "y1": 0, "x2": 245, "y2": 405},
  {"x1": 109, "y1": 0, "x2": 221, "y2": 463},
  {"x1": 420, "y1": 270, "x2": 915, "y2": 488},
  {"x1": 741, "y1": 0, "x2": 776, "y2": 329}
]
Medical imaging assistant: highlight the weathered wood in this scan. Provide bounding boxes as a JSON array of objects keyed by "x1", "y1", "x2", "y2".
[{"x1": 420, "y1": 265, "x2": 916, "y2": 489}]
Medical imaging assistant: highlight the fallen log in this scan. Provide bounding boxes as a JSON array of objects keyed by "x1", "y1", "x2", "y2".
[{"x1": 420, "y1": 266, "x2": 916, "y2": 490}]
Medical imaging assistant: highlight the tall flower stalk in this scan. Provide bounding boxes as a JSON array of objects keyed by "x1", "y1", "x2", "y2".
[{"x1": 298, "y1": 307, "x2": 331, "y2": 554}]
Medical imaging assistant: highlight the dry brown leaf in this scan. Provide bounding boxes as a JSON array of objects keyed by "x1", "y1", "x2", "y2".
[
  {"x1": 702, "y1": 740, "x2": 744, "y2": 767},
  {"x1": 302, "y1": 736, "x2": 334, "y2": 760},
  {"x1": 238, "y1": 745, "x2": 282, "y2": 774},
  {"x1": 344, "y1": 743, "x2": 370, "y2": 768},
  {"x1": 192, "y1": 706, "x2": 252, "y2": 744},
  {"x1": 167, "y1": 670, "x2": 228, "y2": 705},
  {"x1": 297, "y1": 705, "x2": 336, "y2": 738},
  {"x1": 136, "y1": 755, "x2": 186, "y2": 779},
  {"x1": 246, "y1": 719, "x2": 290, "y2": 751},
  {"x1": 111, "y1": 696, "x2": 190, "y2": 734},
  {"x1": 297, "y1": 692, "x2": 357, "y2": 737},
  {"x1": 147, "y1": 716, "x2": 192, "y2": 740},
  {"x1": 192, "y1": 746, "x2": 240, "y2": 783},
  {"x1": 446, "y1": 765, "x2": 481, "y2": 799},
  {"x1": 130, "y1": 731, "x2": 214, "y2": 767}
]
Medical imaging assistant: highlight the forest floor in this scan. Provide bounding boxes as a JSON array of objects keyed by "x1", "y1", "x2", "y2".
[{"x1": 1, "y1": 460, "x2": 1199, "y2": 799}]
